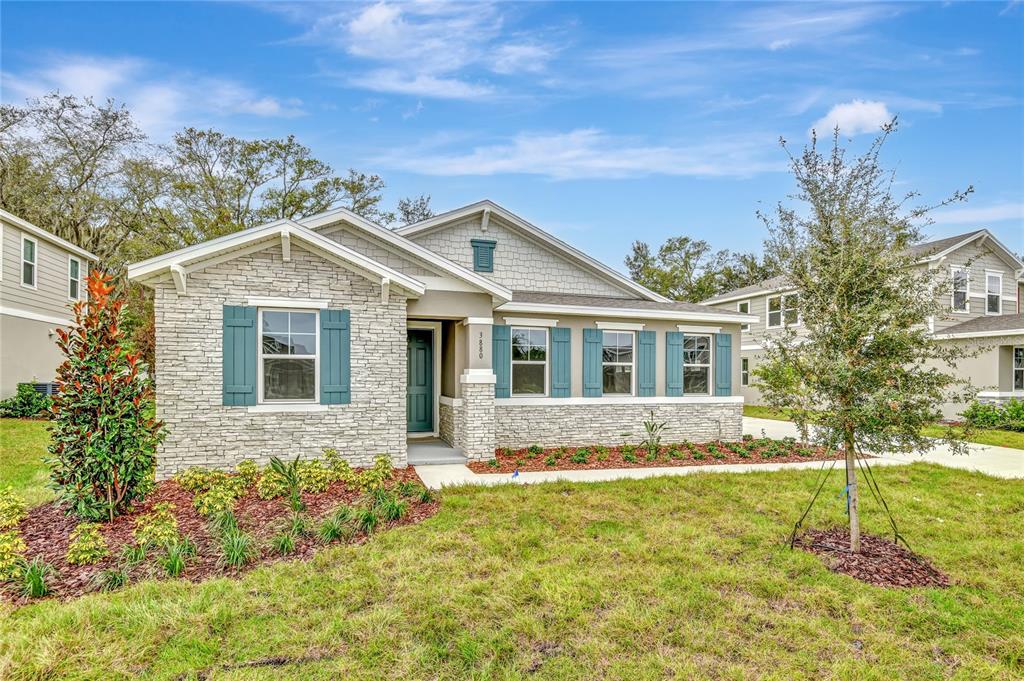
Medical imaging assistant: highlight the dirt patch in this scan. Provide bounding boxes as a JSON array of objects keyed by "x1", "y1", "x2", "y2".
[
  {"x1": 468, "y1": 438, "x2": 845, "y2": 473},
  {"x1": 3, "y1": 467, "x2": 438, "y2": 603},
  {"x1": 795, "y1": 528, "x2": 950, "y2": 588}
]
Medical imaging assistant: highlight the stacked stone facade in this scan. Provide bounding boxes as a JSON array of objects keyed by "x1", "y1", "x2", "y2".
[
  {"x1": 495, "y1": 400, "x2": 743, "y2": 449},
  {"x1": 153, "y1": 244, "x2": 407, "y2": 477}
]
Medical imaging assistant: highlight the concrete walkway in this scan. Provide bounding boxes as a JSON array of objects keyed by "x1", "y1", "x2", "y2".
[{"x1": 413, "y1": 417, "x2": 1022, "y2": 490}]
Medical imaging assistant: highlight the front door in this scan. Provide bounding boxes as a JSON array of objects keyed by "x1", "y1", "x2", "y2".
[{"x1": 407, "y1": 329, "x2": 433, "y2": 432}]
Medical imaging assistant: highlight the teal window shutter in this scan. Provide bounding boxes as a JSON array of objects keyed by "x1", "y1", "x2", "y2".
[
  {"x1": 550, "y1": 327, "x2": 571, "y2": 397},
  {"x1": 714, "y1": 332, "x2": 732, "y2": 396},
  {"x1": 223, "y1": 305, "x2": 256, "y2": 406},
  {"x1": 637, "y1": 330, "x2": 656, "y2": 396},
  {"x1": 470, "y1": 239, "x2": 496, "y2": 272},
  {"x1": 321, "y1": 309, "x2": 351, "y2": 404},
  {"x1": 492, "y1": 324, "x2": 511, "y2": 398},
  {"x1": 666, "y1": 331, "x2": 683, "y2": 396},
  {"x1": 583, "y1": 328, "x2": 603, "y2": 397}
]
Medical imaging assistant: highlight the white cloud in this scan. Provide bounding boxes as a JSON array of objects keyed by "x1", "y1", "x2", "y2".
[
  {"x1": 809, "y1": 100, "x2": 893, "y2": 136},
  {"x1": 931, "y1": 201, "x2": 1024, "y2": 225},
  {"x1": 348, "y1": 69, "x2": 495, "y2": 100},
  {"x1": 1, "y1": 53, "x2": 304, "y2": 139},
  {"x1": 372, "y1": 128, "x2": 786, "y2": 180}
]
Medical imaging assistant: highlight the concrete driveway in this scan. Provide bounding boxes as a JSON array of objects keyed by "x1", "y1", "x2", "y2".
[{"x1": 744, "y1": 417, "x2": 1023, "y2": 480}]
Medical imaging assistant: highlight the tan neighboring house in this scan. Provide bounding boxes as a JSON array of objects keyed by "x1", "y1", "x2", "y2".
[
  {"x1": 0, "y1": 209, "x2": 98, "y2": 398},
  {"x1": 703, "y1": 229, "x2": 1024, "y2": 419},
  {"x1": 127, "y1": 200, "x2": 756, "y2": 476}
]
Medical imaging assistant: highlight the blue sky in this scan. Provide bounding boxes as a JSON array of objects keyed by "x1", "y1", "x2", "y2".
[{"x1": 2, "y1": 1, "x2": 1022, "y2": 270}]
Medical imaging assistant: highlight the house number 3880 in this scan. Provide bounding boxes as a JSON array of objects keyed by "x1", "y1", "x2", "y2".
[{"x1": 478, "y1": 332, "x2": 484, "y2": 359}]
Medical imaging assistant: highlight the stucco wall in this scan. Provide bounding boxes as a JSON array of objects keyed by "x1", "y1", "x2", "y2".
[
  {"x1": 153, "y1": 242, "x2": 408, "y2": 477},
  {"x1": 0, "y1": 313, "x2": 67, "y2": 398}
]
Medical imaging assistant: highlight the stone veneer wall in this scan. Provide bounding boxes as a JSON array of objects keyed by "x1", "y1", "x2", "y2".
[
  {"x1": 494, "y1": 401, "x2": 743, "y2": 449},
  {"x1": 458, "y1": 382, "x2": 496, "y2": 460},
  {"x1": 438, "y1": 400, "x2": 456, "y2": 447},
  {"x1": 153, "y1": 244, "x2": 408, "y2": 477}
]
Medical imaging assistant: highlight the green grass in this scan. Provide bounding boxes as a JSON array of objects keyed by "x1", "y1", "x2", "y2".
[
  {"x1": 743, "y1": 406, "x2": 1024, "y2": 451},
  {"x1": 0, "y1": 418, "x2": 52, "y2": 506},
  {"x1": 1, "y1": 463, "x2": 1022, "y2": 680}
]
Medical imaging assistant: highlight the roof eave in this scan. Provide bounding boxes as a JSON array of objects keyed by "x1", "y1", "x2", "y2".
[
  {"x1": 0, "y1": 208, "x2": 99, "y2": 262},
  {"x1": 495, "y1": 300, "x2": 757, "y2": 323}
]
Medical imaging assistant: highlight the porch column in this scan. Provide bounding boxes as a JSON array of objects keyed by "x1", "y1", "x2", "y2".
[{"x1": 457, "y1": 318, "x2": 495, "y2": 460}]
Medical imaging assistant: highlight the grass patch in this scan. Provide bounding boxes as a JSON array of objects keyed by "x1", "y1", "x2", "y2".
[
  {"x1": 1, "y1": 464, "x2": 1022, "y2": 679},
  {"x1": 0, "y1": 419, "x2": 52, "y2": 506},
  {"x1": 743, "y1": 405, "x2": 1024, "y2": 451}
]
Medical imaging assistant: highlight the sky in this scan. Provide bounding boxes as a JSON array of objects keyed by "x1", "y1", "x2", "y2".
[{"x1": 2, "y1": 1, "x2": 1022, "y2": 271}]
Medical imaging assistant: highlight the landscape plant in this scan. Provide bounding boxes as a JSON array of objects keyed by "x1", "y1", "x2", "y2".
[
  {"x1": 0, "y1": 531, "x2": 28, "y2": 580},
  {"x1": 47, "y1": 270, "x2": 166, "y2": 521},
  {"x1": 962, "y1": 399, "x2": 1024, "y2": 432},
  {"x1": 755, "y1": 122, "x2": 974, "y2": 552},
  {"x1": 65, "y1": 522, "x2": 109, "y2": 565},
  {"x1": 18, "y1": 557, "x2": 52, "y2": 598},
  {"x1": 0, "y1": 486, "x2": 27, "y2": 529},
  {"x1": 0, "y1": 383, "x2": 53, "y2": 418},
  {"x1": 640, "y1": 411, "x2": 666, "y2": 460}
]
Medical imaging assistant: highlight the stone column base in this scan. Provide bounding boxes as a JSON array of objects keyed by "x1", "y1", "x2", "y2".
[{"x1": 456, "y1": 371, "x2": 496, "y2": 460}]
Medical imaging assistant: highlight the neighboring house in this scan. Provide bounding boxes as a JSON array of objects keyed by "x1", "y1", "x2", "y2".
[
  {"x1": 703, "y1": 229, "x2": 1024, "y2": 419},
  {"x1": 0, "y1": 209, "x2": 97, "y2": 399},
  {"x1": 127, "y1": 200, "x2": 756, "y2": 475}
]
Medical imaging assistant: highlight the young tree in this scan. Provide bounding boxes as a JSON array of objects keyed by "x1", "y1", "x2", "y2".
[
  {"x1": 396, "y1": 193, "x2": 434, "y2": 225},
  {"x1": 48, "y1": 271, "x2": 166, "y2": 522},
  {"x1": 756, "y1": 122, "x2": 975, "y2": 552}
]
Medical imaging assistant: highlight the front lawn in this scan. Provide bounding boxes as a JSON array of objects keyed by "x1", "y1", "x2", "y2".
[
  {"x1": 1, "y1": 461, "x2": 1021, "y2": 679},
  {"x1": 743, "y1": 405, "x2": 1024, "y2": 450},
  {"x1": 0, "y1": 419, "x2": 52, "y2": 507}
]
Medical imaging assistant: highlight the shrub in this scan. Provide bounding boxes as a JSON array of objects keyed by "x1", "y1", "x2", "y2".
[
  {"x1": 235, "y1": 460, "x2": 260, "y2": 488},
  {"x1": 66, "y1": 523, "x2": 108, "y2": 565},
  {"x1": 486, "y1": 458, "x2": 500, "y2": 469},
  {"x1": 396, "y1": 480, "x2": 420, "y2": 497},
  {"x1": 641, "y1": 411, "x2": 666, "y2": 460},
  {"x1": 19, "y1": 557, "x2": 52, "y2": 598},
  {"x1": 159, "y1": 542, "x2": 189, "y2": 577},
  {"x1": 208, "y1": 510, "x2": 239, "y2": 536},
  {"x1": 323, "y1": 448, "x2": 357, "y2": 484},
  {"x1": 193, "y1": 478, "x2": 245, "y2": 517},
  {"x1": 0, "y1": 383, "x2": 52, "y2": 418},
  {"x1": 174, "y1": 467, "x2": 218, "y2": 494},
  {"x1": 48, "y1": 271, "x2": 166, "y2": 522},
  {"x1": 133, "y1": 502, "x2": 179, "y2": 547},
  {"x1": 570, "y1": 448, "x2": 591, "y2": 464},
  {"x1": 0, "y1": 487, "x2": 27, "y2": 530},
  {"x1": 963, "y1": 399, "x2": 1024, "y2": 432},
  {"x1": 297, "y1": 459, "x2": 336, "y2": 493},
  {"x1": 219, "y1": 528, "x2": 257, "y2": 568},
  {"x1": 418, "y1": 487, "x2": 434, "y2": 504},
  {"x1": 357, "y1": 456, "x2": 395, "y2": 492},
  {"x1": 317, "y1": 511, "x2": 351, "y2": 543},
  {"x1": 271, "y1": 532, "x2": 296, "y2": 555},
  {"x1": 0, "y1": 531, "x2": 28, "y2": 580},
  {"x1": 621, "y1": 444, "x2": 636, "y2": 456},
  {"x1": 667, "y1": 448, "x2": 682, "y2": 459},
  {"x1": 376, "y1": 494, "x2": 408, "y2": 522},
  {"x1": 256, "y1": 468, "x2": 289, "y2": 500},
  {"x1": 121, "y1": 543, "x2": 147, "y2": 567},
  {"x1": 354, "y1": 506, "x2": 379, "y2": 534},
  {"x1": 691, "y1": 450, "x2": 705, "y2": 461},
  {"x1": 94, "y1": 566, "x2": 128, "y2": 592},
  {"x1": 268, "y1": 456, "x2": 305, "y2": 512},
  {"x1": 527, "y1": 444, "x2": 543, "y2": 457},
  {"x1": 544, "y1": 454, "x2": 558, "y2": 467}
]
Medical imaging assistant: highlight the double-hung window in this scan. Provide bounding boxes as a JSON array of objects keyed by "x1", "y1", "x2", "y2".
[
  {"x1": 951, "y1": 267, "x2": 969, "y2": 313},
  {"x1": 21, "y1": 235, "x2": 37, "y2": 288},
  {"x1": 511, "y1": 327, "x2": 547, "y2": 395},
  {"x1": 260, "y1": 309, "x2": 318, "y2": 402},
  {"x1": 601, "y1": 331, "x2": 634, "y2": 395},
  {"x1": 741, "y1": 358, "x2": 749, "y2": 387},
  {"x1": 682, "y1": 334, "x2": 712, "y2": 395},
  {"x1": 1015, "y1": 347, "x2": 1024, "y2": 392},
  {"x1": 986, "y1": 272, "x2": 1002, "y2": 315},
  {"x1": 737, "y1": 300, "x2": 750, "y2": 332},
  {"x1": 767, "y1": 293, "x2": 798, "y2": 328},
  {"x1": 68, "y1": 256, "x2": 82, "y2": 300}
]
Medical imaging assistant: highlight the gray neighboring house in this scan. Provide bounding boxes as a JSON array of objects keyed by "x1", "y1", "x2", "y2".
[
  {"x1": 127, "y1": 200, "x2": 756, "y2": 476},
  {"x1": 703, "y1": 229, "x2": 1024, "y2": 419},
  {"x1": 0, "y1": 209, "x2": 97, "y2": 399}
]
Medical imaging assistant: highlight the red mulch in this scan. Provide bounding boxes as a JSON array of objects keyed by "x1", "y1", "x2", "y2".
[
  {"x1": 2, "y1": 467, "x2": 437, "y2": 604},
  {"x1": 795, "y1": 528, "x2": 950, "y2": 588},
  {"x1": 467, "y1": 439, "x2": 845, "y2": 473}
]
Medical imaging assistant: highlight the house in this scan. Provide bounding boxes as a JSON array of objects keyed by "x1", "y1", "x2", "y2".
[
  {"x1": 126, "y1": 200, "x2": 756, "y2": 475},
  {"x1": 0, "y1": 209, "x2": 98, "y2": 399},
  {"x1": 703, "y1": 229, "x2": 1024, "y2": 419}
]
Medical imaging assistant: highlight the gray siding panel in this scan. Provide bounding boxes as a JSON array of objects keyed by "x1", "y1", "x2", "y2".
[{"x1": 0, "y1": 218, "x2": 85, "y2": 320}]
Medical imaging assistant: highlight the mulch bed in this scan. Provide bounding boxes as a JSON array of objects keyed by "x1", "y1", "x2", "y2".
[
  {"x1": 2, "y1": 467, "x2": 438, "y2": 604},
  {"x1": 795, "y1": 528, "x2": 950, "y2": 588},
  {"x1": 467, "y1": 438, "x2": 846, "y2": 473}
]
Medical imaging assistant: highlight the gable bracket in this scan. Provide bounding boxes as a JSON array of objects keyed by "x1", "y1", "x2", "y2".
[
  {"x1": 480, "y1": 207, "x2": 491, "y2": 232},
  {"x1": 170, "y1": 264, "x2": 187, "y2": 295},
  {"x1": 281, "y1": 230, "x2": 291, "y2": 262},
  {"x1": 381, "y1": 277, "x2": 391, "y2": 304}
]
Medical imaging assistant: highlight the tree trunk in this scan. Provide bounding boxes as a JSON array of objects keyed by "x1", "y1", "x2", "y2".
[{"x1": 844, "y1": 428, "x2": 861, "y2": 553}]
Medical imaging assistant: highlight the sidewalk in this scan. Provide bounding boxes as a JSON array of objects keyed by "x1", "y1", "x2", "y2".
[{"x1": 413, "y1": 417, "x2": 1022, "y2": 490}]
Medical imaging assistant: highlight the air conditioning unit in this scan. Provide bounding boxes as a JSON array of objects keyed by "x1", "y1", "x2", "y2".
[{"x1": 26, "y1": 382, "x2": 58, "y2": 396}]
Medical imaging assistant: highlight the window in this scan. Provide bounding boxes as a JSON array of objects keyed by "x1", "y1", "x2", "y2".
[
  {"x1": 986, "y1": 272, "x2": 1002, "y2": 315},
  {"x1": 21, "y1": 235, "x2": 36, "y2": 288},
  {"x1": 511, "y1": 327, "x2": 547, "y2": 395},
  {"x1": 260, "y1": 309, "x2": 318, "y2": 402},
  {"x1": 68, "y1": 256, "x2": 82, "y2": 300},
  {"x1": 601, "y1": 331, "x2": 634, "y2": 395},
  {"x1": 767, "y1": 293, "x2": 798, "y2": 328},
  {"x1": 951, "y1": 267, "x2": 968, "y2": 312},
  {"x1": 737, "y1": 300, "x2": 750, "y2": 332},
  {"x1": 741, "y1": 358, "x2": 749, "y2": 386},
  {"x1": 682, "y1": 334, "x2": 712, "y2": 395},
  {"x1": 1015, "y1": 347, "x2": 1024, "y2": 392}
]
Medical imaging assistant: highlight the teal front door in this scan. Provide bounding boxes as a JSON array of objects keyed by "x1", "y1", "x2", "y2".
[{"x1": 407, "y1": 329, "x2": 433, "y2": 432}]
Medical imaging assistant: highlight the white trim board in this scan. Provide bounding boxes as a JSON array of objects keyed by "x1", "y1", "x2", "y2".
[
  {"x1": 496, "y1": 301, "x2": 755, "y2": 324},
  {"x1": 933, "y1": 328, "x2": 1024, "y2": 340},
  {"x1": 503, "y1": 316, "x2": 558, "y2": 327},
  {"x1": 597, "y1": 321, "x2": 645, "y2": 331},
  {"x1": 496, "y1": 396, "x2": 744, "y2": 406},
  {"x1": 677, "y1": 324, "x2": 721, "y2": 333},
  {"x1": 0, "y1": 306, "x2": 73, "y2": 326},
  {"x1": 0, "y1": 208, "x2": 98, "y2": 261},
  {"x1": 246, "y1": 297, "x2": 330, "y2": 309}
]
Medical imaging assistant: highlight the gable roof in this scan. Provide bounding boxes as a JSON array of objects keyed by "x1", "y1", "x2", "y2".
[
  {"x1": 126, "y1": 219, "x2": 426, "y2": 297},
  {"x1": 933, "y1": 313, "x2": 1024, "y2": 339},
  {"x1": 0, "y1": 208, "x2": 98, "y2": 262},
  {"x1": 702, "y1": 229, "x2": 1024, "y2": 305},
  {"x1": 395, "y1": 200, "x2": 670, "y2": 303},
  {"x1": 299, "y1": 205, "x2": 512, "y2": 302}
]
